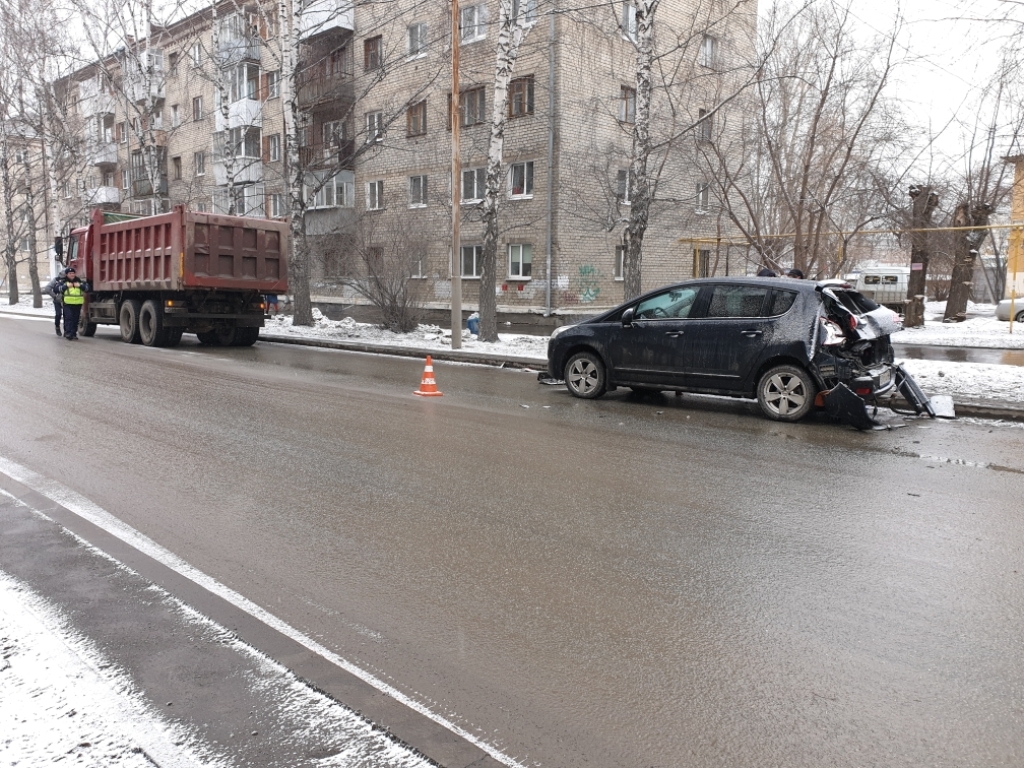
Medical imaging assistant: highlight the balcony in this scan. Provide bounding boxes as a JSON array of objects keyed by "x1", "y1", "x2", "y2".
[
  {"x1": 125, "y1": 75, "x2": 165, "y2": 104},
  {"x1": 131, "y1": 176, "x2": 169, "y2": 197},
  {"x1": 85, "y1": 186, "x2": 120, "y2": 205},
  {"x1": 79, "y1": 90, "x2": 115, "y2": 118},
  {"x1": 214, "y1": 99, "x2": 263, "y2": 132},
  {"x1": 89, "y1": 141, "x2": 118, "y2": 166},
  {"x1": 212, "y1": 157, "x2": 263, "y2": 186},
  {"x1": 296, "y1": 72, "x2": 353, "y2": 109},
  {"x1": 299, "y1": 0, "x2": 354, "y2": 42},
  {"x1": 216, "y1": 36, "x2": 261, "y2": 66},
  {"x1": 299, "y1": 141, "x2": 355, "y2": 170}
]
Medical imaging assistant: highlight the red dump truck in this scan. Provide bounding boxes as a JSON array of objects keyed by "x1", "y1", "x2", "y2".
[{"x1": 60, "y1": 206, "x2": 288, "y2": 347}]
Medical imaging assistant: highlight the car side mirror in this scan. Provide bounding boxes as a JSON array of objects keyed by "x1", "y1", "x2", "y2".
[{"x1": 621, "y1": 307, "x2": 636, "y2": 327}]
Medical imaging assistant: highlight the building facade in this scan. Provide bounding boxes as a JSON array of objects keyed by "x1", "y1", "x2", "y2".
[{"x1": 51, "y1": 0, "x2": 758, "y2": 315}]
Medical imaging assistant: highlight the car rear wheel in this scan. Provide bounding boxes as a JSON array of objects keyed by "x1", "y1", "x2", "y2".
[
  {"x1": 757, "y1": 364, "x2": 817, "y2": 422},
  {"x1": 1016, "y1": 310, "x2": 1024, "y2": 323},
  {"x1": 564, "y1": 351, "x2": 607, "y2": 399}
]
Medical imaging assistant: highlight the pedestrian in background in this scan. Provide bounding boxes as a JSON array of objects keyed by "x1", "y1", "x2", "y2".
[
  {"x1": 61, "y1": 268, "x2": 86, "y2": 340},
  {"x1": 786, "y1": 268, "x2": 805, "y2": 279},
  {"x1": 44, "y1": 269, "x2": 67, "y2": 336}
]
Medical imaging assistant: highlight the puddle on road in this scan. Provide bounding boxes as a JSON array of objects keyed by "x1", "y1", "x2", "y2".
[{"x1": 891, "y1": 448, "x2": 1024, "y2": 475}]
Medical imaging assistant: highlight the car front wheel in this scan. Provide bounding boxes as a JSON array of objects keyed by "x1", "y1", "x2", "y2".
[
  {"x1": 564, "y1": 351, "x2": 607, "y2": 399},
  {"x1": 757, "y1": 364, "x2": 817, "y2": 422}
]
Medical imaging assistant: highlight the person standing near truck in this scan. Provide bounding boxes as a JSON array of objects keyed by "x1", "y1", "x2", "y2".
[
  {"x1": 61, "y1": 268, "x2": 86, "y2": 340},
  {"x1": 44, "y1": 269, "x2": 67, "y2": 336}
]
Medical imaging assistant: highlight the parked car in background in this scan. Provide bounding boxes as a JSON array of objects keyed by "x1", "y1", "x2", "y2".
[
  {"x1": 995, "y1": 298, "x2": 1024, "y2": 322},
  {"x1": 544, "y1": 277, "x2": 931, "y2": 426},
  {"x1": 853, "y1": 267, "x2": 910, "y2": 311}
]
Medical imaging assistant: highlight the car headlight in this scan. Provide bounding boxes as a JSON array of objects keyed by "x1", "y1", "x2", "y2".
[{"x1": 550, "y1": 324, "x2": 576, "y2": 339}]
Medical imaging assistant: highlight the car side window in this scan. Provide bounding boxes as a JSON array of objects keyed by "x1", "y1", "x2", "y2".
[
  {"x1": 705, "y1": 285, "x2": 769, "y2": 318},
  {"x1": 635, "y1": 286, "x2": 699, "y2": 319},
  {"x1": 767, "y1": 289, "x2": 797, "y2": 316}
]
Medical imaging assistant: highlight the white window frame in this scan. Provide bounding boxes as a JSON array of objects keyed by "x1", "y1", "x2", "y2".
[
  {"x1": 512, "y1": 0, "x2": 537, "y2": 25},
  {"x1": 269, "y1": 133, "x2": 281, "y2": 162},
  {"x1": 699, "y1": 34, "x2": 718, "y2": 69},
  {"x1": 409, "y1": 175, "x2": 427, "y2": 207},
  {"x1": 614, "y1": 245, "x2": 625, "y2": 281},
  {"x1": 366, "y1": 111, "x2": 384, "y2": 143},
  {"x1": 411, "y1": 253, "x2": 426, "y2": 279},
  {"x1": 323, "y1": 120, "x2": 345, "y2": 156},
  {"x1": 696, "y1": 181, "x2": 711, "y2": 212},
  {"x1": 120, "y1": 170, "x2": 129, "y2": 190},
  {"x1": 194, "y1": 151, "x2": 206, "y2": 176},
  {"x1": 461, "y1": 167, "x2": 486, "y2": 203},
  {"x1": 191, "y1": 42, "x2": 202, "y2": 67},
  {"x1": 620, "y1": 86, "x2": 636, "y2": 123},
  {"x1": 270, "y1": 193, "x2": 284, "y2": 217},
  {"x1": 616, "y1": 168, "x2": 631, "y2": 204},
  {"x1": 267, "y1": 70, "x2": 280, "y2": 99},
  {"x1": 697, "y1": 108, "x2": 712, "y2": 141},
  {"x1": 171, "y1": 104, "x2": 180, "y2": 127},
  {"x1": 193, "y1": 96, "x2": 204, "y2": 121},
  {"x1": 508, "y1": 243, "x2": 532, "y2": 279},
  {"x1": 622, "y1": 3, "x2": 637, "y2": 42},
  {"x1": 509, "y1": 161, "x2": 534, "y2": 199},
  {"x1": 366, "y1": 179, "x2": 384, "y2": 210},
  {"x1": 407, "y1": 22, "x2": 428, "y2": 57},
  {"x1": 307, "y1": 173, "x2": 353, "y2": 209},
  {"x1": 459, "y1": 5, "x2": 487, "y2": 43},
  {"x1": 460, "y1": 245, "x2": 483, "y2": 278}
]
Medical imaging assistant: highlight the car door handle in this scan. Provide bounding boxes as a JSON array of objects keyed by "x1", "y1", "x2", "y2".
[
  {"x1": 665, "y1": 330, "x2": 684, "y2": 338},
  {"x1": 740, "y1": 329, "x2": 763, "y2": 338}
]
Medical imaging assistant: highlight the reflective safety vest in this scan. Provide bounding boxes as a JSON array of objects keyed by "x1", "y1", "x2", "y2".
[{"x1": 63, "y1": 284, "x2": 85, "y2": 306}]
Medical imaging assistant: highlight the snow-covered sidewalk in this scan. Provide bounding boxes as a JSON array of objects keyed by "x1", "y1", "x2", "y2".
[{"x1": 891, "y1": 301, "x2": 1024, "y2": 349}]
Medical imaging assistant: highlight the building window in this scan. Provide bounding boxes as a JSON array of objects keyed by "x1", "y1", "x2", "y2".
[
  {"x1": 409, "y1": 175, "x2": 427, "y2": 207},
  {"x1": 322, "y1": 121, "x2": 345, "y2": 155},
  {"x1": 193, "y1": 96, "x2": 204, "y2": 120},
  {"x1": 196, "y1": 201, "x2": 207, "y2": 212},
  {"x1": 695, "y1": 248, "x2": 711, "y2": 278},
  {"x1": 270, "y1": 193, "x2": 284, "y2": 217},
  {"x1": 696, "y1": 182, "x2": 710, "y2": 212},
  {"x1": 366, "y1": 111, "x2": 384, "y2": 143},
  {"x1": 512, "y1": 0, "x2": 537, "y2": 24},
  {"x1": 509, "y1": 161, "x2": 533, "y2": 198},
  {"x1": 509, "y1": 76, "x2": 534, "y2": 118},
  {"x1": 459, "y1": 5, "x2": 487, "y2": 43},
  {"x1": 461, "y1": 167, "x2": 486, "y2": 202},
  {"x1": 508, "y1": 243, "x2": 532, "y2": 278},
  {"x1": 461, "y1": 245, "x2": 483, "y2": 277},
  {"x1": 460, "y1": 87, "x2": 486, "y2": 126},
  {"x1": 171, "y1": 104, "x2": 180, "y2": 127},
  {"x1": 120, "y1": 169, "x2": 129, "y2": 189},
  {"x1": 364, "y1": 36, "x2": 382, "y2": 71},
  {"x1": 408, "y1": 23, "x2": 428, "y2": 57},
  {"x1": 366, "y1": 180, "x2": 384, "y2": 210},
  {"x1": 227, "y1": 126, "x2": 261, "y2": 158},
  {"x1": 696, "y1": 108, "x2": 712, "y2": 141},
  {"x1": 172, "y1": 156, "x2": 182, "y2": 180},
  {"x1": 168, "y1": 52, "x2": 179, "y2": 77},
  {"x1": 616, "y1": 169, "x2": 630, "y2": 203},
  {"x1": 620, "y1": 86, "x2": 636, "y2": 123},
  {"x1": 269, "y1": 133, "x2": 281, "y2": 162},
  {"x1": 191, "y1": 42, "x2": 202, "y2": 67},
  {"x1": 614, "y1": 245, "x2": 625, "y2": 280},
  {"x1": 407, "y1": 100, "x2": 427, "y2": 136},
  {"x1": 699, "y1": 35, "x2": 718, "y2": 68},
  {"x1": 308, "y1": 173, "x2": 354, "y2": 209},
  {"x1": 267, "y1": 70, "x2": 280, "y2": 98},
  {"x1": 194, "y1": 151, "x2": 206, "y2": 176},
  {"x1": 228, "y1": 62, "x2": 260, "y2": 102},
  {"x1": 118, "y1": 121, "x2": 128, "y2": 143},
  {"x1": 622, "y1": 3, "x2": 637, "y2": 41}
]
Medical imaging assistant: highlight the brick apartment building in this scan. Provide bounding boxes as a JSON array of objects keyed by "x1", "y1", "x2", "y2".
[{"x1": 50, "y1": 0, "x2": 758, "y2": 315}]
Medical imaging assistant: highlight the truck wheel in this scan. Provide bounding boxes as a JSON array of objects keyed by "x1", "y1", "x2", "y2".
[
  {"x1": 78, "y1": 314, "x2": 97, "y2": 337},
  {"x1": 164, "y1": 327, "x2": 184, "y2": 347},
  {"x1": 119, "y1": 300, "x2": 142, "y2": 344},
  {"x1": 138, "y1": 300, "x2": 166, "y2": 347},
  {"x1": 196, "y1": 327, "x2": 235, "y2": 346},
  {"x1": 231, "y1": 327, "x2": 260, "y2": 347}
]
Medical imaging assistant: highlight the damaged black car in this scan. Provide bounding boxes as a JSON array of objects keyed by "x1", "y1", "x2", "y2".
[{"x1": 543, "y1": 277, "x2": 935, "y2": 427}]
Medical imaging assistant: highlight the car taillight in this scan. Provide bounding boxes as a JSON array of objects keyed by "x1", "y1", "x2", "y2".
[
  {"x1": 855, "y1": 386, "x2": 872, "y2": 396},
  {"x1": 847, "y1": 315, "x2": 859, "y2": 330}
]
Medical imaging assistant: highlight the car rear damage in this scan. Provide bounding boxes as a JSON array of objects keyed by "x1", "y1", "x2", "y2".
[{"x1": 809, "y1": 282, "x2": 944, "y2": 429}]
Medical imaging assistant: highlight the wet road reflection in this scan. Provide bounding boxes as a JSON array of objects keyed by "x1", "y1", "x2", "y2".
[
  {"x1": 2, "y1": 319, "x2": 1023, "y2": 768},
  {"x1": 894, "y1": 343, "x2": 1024, "y2": 366}
]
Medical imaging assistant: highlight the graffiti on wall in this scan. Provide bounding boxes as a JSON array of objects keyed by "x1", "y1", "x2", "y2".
[{"x1": 558, "y1": 265, "x2": 602, "y2": 305}]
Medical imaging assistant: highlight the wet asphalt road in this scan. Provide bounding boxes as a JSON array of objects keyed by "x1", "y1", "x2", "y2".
[{"x1": 2, "y1": 315, "x2": 1023, "y2": 768}]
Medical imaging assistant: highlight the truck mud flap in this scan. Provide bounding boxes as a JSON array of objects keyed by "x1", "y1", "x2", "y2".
[
  {"x1": 824, "y1": 383, "x2": 881, "y2": 430},
  {"x1": 894, "y1": 364, "x2": 937, "y2": 418}
]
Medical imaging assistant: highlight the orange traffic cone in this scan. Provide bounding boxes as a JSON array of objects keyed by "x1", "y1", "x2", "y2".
[{"x1": 414, "y1": 355, "x2": 444, "y2": 397}]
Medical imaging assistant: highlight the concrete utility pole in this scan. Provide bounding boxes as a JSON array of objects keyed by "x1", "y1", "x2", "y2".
[{"x1": 450, "y1": 0, "x2": 462, "y2": 349}]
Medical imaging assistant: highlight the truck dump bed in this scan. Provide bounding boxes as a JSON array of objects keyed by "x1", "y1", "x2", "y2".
[{"x1": 86, "y1": 206, "x2": 288, "y2": 293}]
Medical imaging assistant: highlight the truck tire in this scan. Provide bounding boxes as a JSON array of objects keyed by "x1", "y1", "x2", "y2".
[
  {"x1": 119, "y1": 299, "x2": 142, "y2": 344},
  {"x1": 164, "y1": 327, "x2": 184, "y2": 347},
  {"x1": 138, "y1": 300, "x2": 166, "y2": 347},
  {"x1": 78, "y1": 314, "x2": 97, "y2": 337},
  {"x1": 196, "y1": 327, "x2": 235, "y2": 346},
  {"x1": 231, "y1": 327, "x2": 260, "y2": 347}
]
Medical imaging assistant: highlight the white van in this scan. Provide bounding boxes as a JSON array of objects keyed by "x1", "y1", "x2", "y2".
[{"x1": 854, "y1": 267, "x2": 909, "y2": 310}]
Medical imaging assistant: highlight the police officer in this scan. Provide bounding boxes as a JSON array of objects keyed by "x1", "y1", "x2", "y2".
[
  {"x1": 44, "y1": 269, "x2": 67, "y2": 336},
  {"x1": 61, "y1": 268, "x2": 86, "y2": 340}
]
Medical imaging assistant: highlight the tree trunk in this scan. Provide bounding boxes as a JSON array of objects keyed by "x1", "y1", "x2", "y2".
[
  {"x1": 622, "y1": 0, "x2": 657, "y2": 302},
  {"x1": 904, "y1": 185, "x2": 937, "y2": 328},
  {"x1": 943, "y1": 201, "x2": 993, "y2": 322},
  {"x1": 1, "y1": 135, "x2": 19, "y2": 305}
]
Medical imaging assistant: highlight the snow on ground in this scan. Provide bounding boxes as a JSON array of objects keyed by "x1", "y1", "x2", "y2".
[
  {"x1": 898, "y1": 358, "x2": 1024, "y2": 403},
  {"x1": 891, "y1": 301, "x2": 1024, "y2": 349}
]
